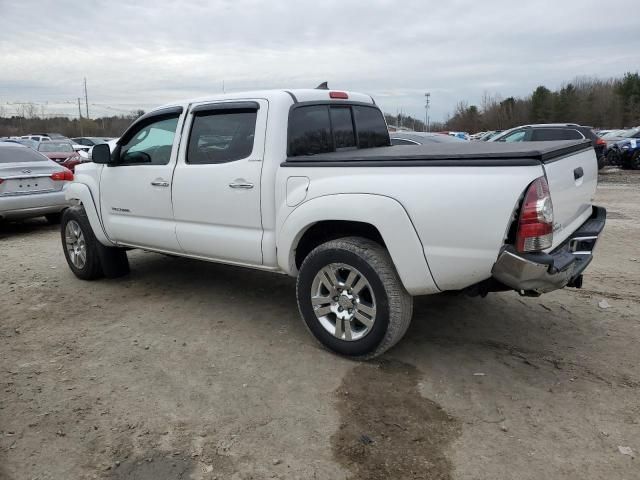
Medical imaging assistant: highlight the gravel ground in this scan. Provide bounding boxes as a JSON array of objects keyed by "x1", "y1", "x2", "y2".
[{"x1": 1, "y1": 171, "x2": 639, "y2": 480}]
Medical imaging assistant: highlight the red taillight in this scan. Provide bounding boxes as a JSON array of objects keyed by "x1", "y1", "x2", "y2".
[
  {"x1": 329, "y1": 91, "x2": 349, "y2": 99},
  {"x1": 51, "y1": 168, "x2": 74, "y2": 182},
  {"x1": 596, "y1": 138, "x2": 606, "y2": 146},
  {"x1": 516, "y1": 176, "x2": 554, "y2": 252}
]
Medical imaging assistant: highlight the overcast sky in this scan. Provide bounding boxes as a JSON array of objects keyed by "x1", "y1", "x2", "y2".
[{"x1": 0, "y1": 0, "x2": 638, "y2": 121}]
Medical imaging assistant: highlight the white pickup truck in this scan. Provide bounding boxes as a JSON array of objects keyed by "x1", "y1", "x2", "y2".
[{"x1": 61, "y1": 88, "x2": 606, "y2": 358}]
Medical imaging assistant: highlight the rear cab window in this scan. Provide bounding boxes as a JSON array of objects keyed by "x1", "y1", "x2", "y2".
[{"x1": 288, "y1": 103, "x2": 389, "y2": 156}]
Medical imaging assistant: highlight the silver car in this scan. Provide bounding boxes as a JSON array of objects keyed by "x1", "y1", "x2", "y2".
[{"x1": 0, "y1": 142, "x2": 72, "y2": 223}]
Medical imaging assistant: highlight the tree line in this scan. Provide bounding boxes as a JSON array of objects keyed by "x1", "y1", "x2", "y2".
[
  {"x1": 0, "y1": 110, "x2": 145, "y2": 138},
  {"x1": 2, "y1": 72, "x2": 639, "y2": 138},
  {"x1": 387, "y1": 72, "x2": 640, "y2": 134}
]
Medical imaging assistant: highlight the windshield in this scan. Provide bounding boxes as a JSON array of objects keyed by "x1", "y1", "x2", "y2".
[
  {"x1": 601, "y1": 130, "x2": 626, "y2": 139},
  {"x1": 620, "y1": 128, "x2": 640, "y2": 138},
  {"x1": 38, "y1": 142, "x2": 73, "y2": 153}
]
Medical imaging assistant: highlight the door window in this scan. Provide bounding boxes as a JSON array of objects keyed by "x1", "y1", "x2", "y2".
[
  {"x1": 120, "y1": 117, "x2": 179, "y2": 165},
  {"x1": 187, "y1": 110, "x2": 257, "y2": 164}
]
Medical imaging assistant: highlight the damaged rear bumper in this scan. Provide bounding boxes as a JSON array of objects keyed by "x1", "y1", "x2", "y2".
[{"x1": 491, "y1": 206, "x2": 606, "y2": 294}]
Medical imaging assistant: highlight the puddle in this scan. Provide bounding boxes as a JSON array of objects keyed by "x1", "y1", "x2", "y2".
[{"x1": 332, "y1": 359, "x2": 460, "y2": 480}]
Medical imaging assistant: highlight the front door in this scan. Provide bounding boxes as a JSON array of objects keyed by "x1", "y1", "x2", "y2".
[
  {"x1": 171, "y1": 100, "x2": 267, "y2": 265},
  {"x1": 99, "y1": 108, "x2": 184, "y2": 252}
]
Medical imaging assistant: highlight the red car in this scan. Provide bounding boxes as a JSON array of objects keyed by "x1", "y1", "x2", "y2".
[{"x1": 37, "y1": 141, "x2": 83, "y2": 172}]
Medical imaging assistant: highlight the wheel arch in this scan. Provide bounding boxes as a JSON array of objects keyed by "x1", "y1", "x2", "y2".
[
  {"x1": 277, "y1": 193, "x2": 439, "y2": 295},
  {"x1": 64, "y1": 182, "x2": 115, "y2": 247}
]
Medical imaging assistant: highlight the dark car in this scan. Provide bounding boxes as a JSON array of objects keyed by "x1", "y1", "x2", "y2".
[
  {"x1": 605, "y1": 127, "x2": 640, "y2": 168},
  {"x1": 491, "y1": 124, "x2": 606, "y2": 169},
  {"x1": 37, "y1": 141, "x2": 83, "y2": 172},
  {"x1": 390, "y1": 132, "x2": 466, "y2": 146}
]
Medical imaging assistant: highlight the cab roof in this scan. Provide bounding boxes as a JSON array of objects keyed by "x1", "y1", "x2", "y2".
[{"x1": 154, "y1": 89, "x2": 376, "y2": 113}]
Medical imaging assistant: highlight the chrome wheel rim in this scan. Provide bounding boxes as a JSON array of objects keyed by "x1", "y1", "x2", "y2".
[
  {"x1": 65, "y1": 220, "x2": 87, "y2": 269},
  {"x1": 310, "y1": 263, "x2": 377, "y2": 341}
]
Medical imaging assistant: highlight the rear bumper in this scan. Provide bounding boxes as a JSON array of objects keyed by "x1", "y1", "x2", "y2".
[
  {"x1": 0, "y1": 189, "x2": 69, "y2": 220},
  {"x1": 491, "y1": 206, "x2": 606, "y2": 294}
]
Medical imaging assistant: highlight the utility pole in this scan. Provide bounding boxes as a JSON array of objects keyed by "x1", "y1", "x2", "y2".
[
  {"x1": 84, "y1": 77, "x2": 89, "y2": 119},
  {"x1": 425, "y1": 92, "x2": 431, "y2": 132},
  {"x1": 77, "y1": 98, "x2": 84, "y2": 136}
]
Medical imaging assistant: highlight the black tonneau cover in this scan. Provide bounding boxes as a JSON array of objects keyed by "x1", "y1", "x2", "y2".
[{"x1": 283, "y1": 140, "x2": 592, "y2": 167}]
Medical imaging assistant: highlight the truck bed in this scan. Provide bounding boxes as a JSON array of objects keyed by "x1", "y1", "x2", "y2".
[{"x1": 283, "y1": 140, "x2": 593, "y2": 167}]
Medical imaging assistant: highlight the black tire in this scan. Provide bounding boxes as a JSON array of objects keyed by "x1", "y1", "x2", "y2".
[
  {"x1": 61, "y1": 206, "x2": 130, "y2": 280},
  {"x1": 45, "y1": 212, "x2": 63, "y2": 224},
  {"x1": 607, "y1": 150, "x2": 620, "y2": 167},
  {"x1": 597, "y1": 155, "x2": 606, "y2": 170},
  {"x1": 630, "y1": 151, "x2": 640, "y2": 170},
  {"x1": 296, "y1": 237, "x2": 413, "y2": 359},
  {"x1": 61, "y1": 206, "x2": 104, "y2": 280}
]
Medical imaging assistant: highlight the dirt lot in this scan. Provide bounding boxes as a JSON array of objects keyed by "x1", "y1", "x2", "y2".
[{"x1": 1, "y1": 169, "x2": 639, "y2": 480}]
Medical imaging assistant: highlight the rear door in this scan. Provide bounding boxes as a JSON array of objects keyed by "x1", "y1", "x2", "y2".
[
  {"x1": 99, "y1": 107, "x2": 184, "y2": 251},
  {"x1": 171, "y1": 100, "x2": 267, "y2": 265}
]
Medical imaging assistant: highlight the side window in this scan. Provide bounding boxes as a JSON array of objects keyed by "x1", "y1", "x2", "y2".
[
  {"x1": 531, "y1": 128, "x2": 582, "y2": 141},
  {"x1": 120, "y1": 117, "x2": 179, "y2": 165},
  {"x1": 501, "y1": 130, "x2": 526, "y2": 142},
  {"x1": 187, "y1": 110, "x2": 257, "y2": 164},
  {"x1": 353, "y1": 106, "x2": 390, "y2": 148},
  {"x1": 330, "y1": 107, "x2": 356, "y2": 150},
  {"x1": 289, "y1": 105, "x2": 332, "y2": 156}
]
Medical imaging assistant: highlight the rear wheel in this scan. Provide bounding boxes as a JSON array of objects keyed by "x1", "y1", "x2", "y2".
[
  {"x1": 597, "y1": 155, "x2": 606, "y2": 170},
  {"x1": 296, "y1": 237, "x2": 413, "y2": 359}
]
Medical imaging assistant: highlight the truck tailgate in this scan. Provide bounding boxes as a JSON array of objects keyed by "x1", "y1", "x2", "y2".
[{"x1": 542, "y1": 142, "x2": 598, "y2": 248}]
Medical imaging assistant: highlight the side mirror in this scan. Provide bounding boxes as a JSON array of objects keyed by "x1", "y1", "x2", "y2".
[{"x1": 92, "y1": 143, "x2": 112, "y2": 164}]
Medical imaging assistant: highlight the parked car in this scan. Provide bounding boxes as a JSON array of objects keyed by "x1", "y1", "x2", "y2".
[
  {"x1": 390, "y1": 132, "x2": 465, "y2": 145},
  {"x1": 22, "y1": 135, "x2": 51, "y2": 142},
  {"x1": 605, "y1": 127, "x2": 640, "y2": 168},
  {"x1": 0, "y1": 142, "x2": 73, "y2": 223},
  {"x1": 29, "y1": 132, "x2": 67, "y2": 140},
  {"x1": 491, "y1": 124, "x2": 606, "y2": 169},
  {"x1": 37, "y1": 141, "x2": 84, "y2": 172},
  {"x1": 62, "y1": 88, "x2": 605, "y2": 358},
  {"x1": 3, "y1": 138, "x2": 38, "y2": 149}
]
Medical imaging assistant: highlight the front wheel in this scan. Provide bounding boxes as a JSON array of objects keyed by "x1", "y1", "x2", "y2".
[
  {"x1": 296, "y1": 237, "x2": 413, "y2": 359},
  {"x1": 629, "y1": 151, "x2": 640, "y2": 170},
  {"x1": 61, "y1": 206, "x2": 130, "y2": 280},
  {"x1": 61, "y1": 207, "x2": 104, "y2": 280}
]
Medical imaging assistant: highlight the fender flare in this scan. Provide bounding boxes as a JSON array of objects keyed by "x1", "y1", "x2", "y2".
[
  {"x1": 277, "y1": 194, "x2": 439, "y2": 296},
  {"x1": 64, "y1": 182, "x2": 116, "y2": 247}
]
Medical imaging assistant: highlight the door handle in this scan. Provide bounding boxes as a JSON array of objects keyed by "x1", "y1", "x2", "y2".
[
  {"x1": 573, "y1": 167, "x2": 584, "y2": 181},
  {"x1": 229, "y1": 182, "x2": 254, "y2": 189},
  {"x1": 151, "y1": 180, "x2": 170, "y2": 187}
]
